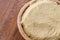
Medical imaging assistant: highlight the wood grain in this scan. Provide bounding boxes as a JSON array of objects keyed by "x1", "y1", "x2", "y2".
[{"x1": 0, "y1": 0, "x2": 30, "y2": 40}]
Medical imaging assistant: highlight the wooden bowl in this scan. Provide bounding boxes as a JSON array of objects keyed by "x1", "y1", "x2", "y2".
[
  {"x1": 17, "y1": 0, "x2": 60, "y2": 40},
  {"x1": 17, "y1": 0, "x2": 35, "y2": 40}
]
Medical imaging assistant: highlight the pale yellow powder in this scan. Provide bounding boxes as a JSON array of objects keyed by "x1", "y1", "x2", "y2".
[{"x1": 21, "y1": 0, "x2": 60, "y2": 40}]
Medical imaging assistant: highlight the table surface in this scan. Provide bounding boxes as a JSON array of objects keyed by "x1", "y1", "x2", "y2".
[{"x1": 0, "y1": 0, "x2": 30, "y2": 40}]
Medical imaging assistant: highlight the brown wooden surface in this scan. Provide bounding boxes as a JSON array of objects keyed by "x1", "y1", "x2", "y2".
[{"x1": 0, "y1": 0, "x2": 30, "y2": 40}]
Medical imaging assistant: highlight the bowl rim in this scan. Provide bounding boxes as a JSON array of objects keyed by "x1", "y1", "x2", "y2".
[{"x1": 17, "y1": 0, "x2": 35, "y2": 40}]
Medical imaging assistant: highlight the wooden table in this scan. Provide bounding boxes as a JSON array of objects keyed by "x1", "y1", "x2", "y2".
[{"x1": 0, "y1": 0, "x2": 30, "y2": 40}]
